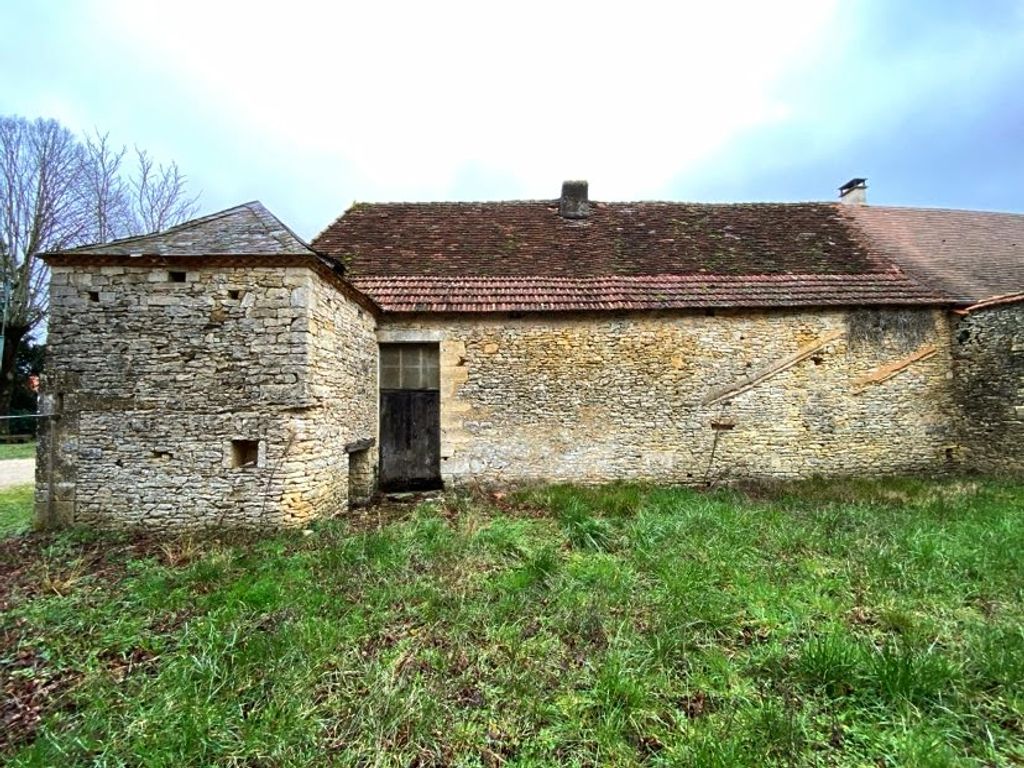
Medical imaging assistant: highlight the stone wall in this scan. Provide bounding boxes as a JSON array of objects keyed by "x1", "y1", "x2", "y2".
[
  {"x1": 297, "y1": 270, "x2": 378, "y2": 514},
  {"x1": 952, "y1": 301, "x2": 1024, "y2": 475},
  {"x1": 41, "y1": 259, "x2": 1016, "y2": 533},
  {"x1": 380, "y1": 308, "x2": 957, "y2": 486},
  {"x1": 36, "y1": 263, "x2": 377, "y2": 530}
]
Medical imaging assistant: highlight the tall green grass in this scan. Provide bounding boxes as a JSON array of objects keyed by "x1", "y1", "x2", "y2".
[
  {"x1": 0, "y1": 441, "x2": 36, "y2": 461},
  {"x1": 3, "y1": 477, "x2": 1023, "y2": 766},
  {"x1": 0, "y1": 484, "x2": 34, "y2": 536}
]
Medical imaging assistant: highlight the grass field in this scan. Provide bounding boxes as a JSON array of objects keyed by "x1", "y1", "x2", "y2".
[
  {"x1": 0, "y1": 442, "x2": 36, "y2": 461},
  {"x1": 0, "y1": 485, "x2": 34, "y2": 537},
  {"x1": 2, "y1": 478, "x2": 1023, "y2": 766}
]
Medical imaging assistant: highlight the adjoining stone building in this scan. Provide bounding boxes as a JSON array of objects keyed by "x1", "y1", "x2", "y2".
[{"x1": 37, "y1": 181, "x2": 1024, "y2": 529}]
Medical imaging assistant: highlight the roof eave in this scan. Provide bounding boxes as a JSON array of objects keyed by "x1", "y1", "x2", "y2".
[
  {"x1": 953, "y1": 291, "x2": 1024, "y2": 314},
  {"x1": 369, "y1": 298, "x2": 955, "y2": 315},
  {"x1": 40, "y1": 250, "x2": 382, "y2": 318}
]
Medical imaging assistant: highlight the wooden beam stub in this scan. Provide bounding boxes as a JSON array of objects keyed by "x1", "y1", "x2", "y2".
[
  {"x1": 851, "y1": 345, "x2": 937, "y2": 393},
  {"x1": 702, "y1": 329, "x2": 844, "y2": 406}
]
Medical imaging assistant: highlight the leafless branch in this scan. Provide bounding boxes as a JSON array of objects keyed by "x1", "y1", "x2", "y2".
[
  {"x1": 0, "y1": 113, "x2": 201, "y2": 415},
  {"x1": 82, "y1": 131, "x2": 131, "y2": 242},
  {"x1": 130, "y1": 148, "x2": 200, "y2": 234},
  {"x1": 0, "y1": 117, "x2": 88, "y2": 331}
]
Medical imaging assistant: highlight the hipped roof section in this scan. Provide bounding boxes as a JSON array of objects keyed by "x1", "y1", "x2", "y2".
[
  {"x1": 46, "y1": 201, "x2": 316, "y2": 257},
  {"x1": 43, "y1": 201, "x2": 381, "y2": 315}
]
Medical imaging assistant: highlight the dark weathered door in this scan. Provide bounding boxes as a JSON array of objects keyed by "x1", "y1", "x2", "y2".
[
  {"x1": 378, "y1": 343, "x2": 442, "y2": 491},
  {"x1": 379, "y1": 390, "x2": 441, "y2": 490}
]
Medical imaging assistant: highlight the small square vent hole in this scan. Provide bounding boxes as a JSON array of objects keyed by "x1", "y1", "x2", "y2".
[
  {"x1": 87, "y1": 291, "x2": 100, "y2": 302},
  {"x1": 168, "y1": 270, "x2": 187, "y2": 283},
  {"x1": 227, "y1": 289, "x2": 241, "y2": 300},
  {"x1": 230, "y1": 439, "x2": 260, "y2": 468}
]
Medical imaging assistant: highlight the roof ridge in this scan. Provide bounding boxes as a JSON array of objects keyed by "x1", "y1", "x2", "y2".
[
  {"x1": 852, "y1": 203, "x2": 1024, "y2": 217},
  {"x1": 49, "y1": 200, "x2": 319, "y2": 257},
  {"x1": 160, "y1": 201, "x2": 263, "y2": 235},
  {"x1": 337, "y1": 199, "x2": 839, "y2": 208},
  {"x1": 58, "y1": 201, "x2": 264, "y2": 254},
  {"x1": 242, "y1": 201, "x2": 316, "y2": 254},
  {"x1": 957, "y1": 291, "x2": 1024, "y2": 313},
  {"x1": 333, "y1": 200, "x2": 1023, "y2": 215}
]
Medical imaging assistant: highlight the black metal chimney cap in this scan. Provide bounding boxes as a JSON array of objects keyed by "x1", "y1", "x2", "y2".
[{"x1": 839, "y1": 177, "x2": 867, "y2": 194}]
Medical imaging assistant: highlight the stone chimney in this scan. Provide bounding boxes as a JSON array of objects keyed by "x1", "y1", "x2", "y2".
[
  {"x1": 559, "y1": 180, "x2": 590, "y2": 219},
  {"x1": 838, "y1": 177, "x2": 867, "y2": 205}
]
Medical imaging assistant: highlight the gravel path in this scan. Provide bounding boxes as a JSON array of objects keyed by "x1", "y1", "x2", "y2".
[{"x1": 0, "y1": 459, "x2": 35, "y2": 488}]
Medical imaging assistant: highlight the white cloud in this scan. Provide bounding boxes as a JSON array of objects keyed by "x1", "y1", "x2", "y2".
[
  {"x1": 4, "y1": 0, "x2": 841, "y2": 233},
  {"x1": 7, "y1": 1, "x2": 1023, "y2": 231},
  {"x1": 98, "y1": 0, "x2": 837, "y2": 200}
]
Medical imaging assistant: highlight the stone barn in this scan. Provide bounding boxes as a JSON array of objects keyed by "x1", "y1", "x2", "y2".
[{"x1": 36, "y1": 180, "x2": 1024, "y2": 529}]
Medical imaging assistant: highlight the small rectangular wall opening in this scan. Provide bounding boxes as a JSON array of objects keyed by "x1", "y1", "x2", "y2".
[
  {"x1": 230, "y1": 439, "x2": 260, "y2": 468},
  {"x1": 87, "y1": 291, "x2": 100, "y2": 302},
  {"x1": 168, "y1": 270, "x2": 187, "y2": 283}
]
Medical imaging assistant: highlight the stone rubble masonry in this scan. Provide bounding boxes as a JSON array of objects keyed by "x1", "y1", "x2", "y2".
[
  {"x1": 383, "y1": 308, "x2": 961, "y2": 486},
  {"x1": 303, "y1": 269, "x2": 379, "y2": 513},
  {"x1": 36, "y1": 260, "x2": 1022, "y2": 531},
  {"x1": 952, "y1": 302, "x2": 1024, "y2": 475},
  {"x1": 36, "y1": 264, "x2": 377, "y2": 530},
  {"x1": 347, "y1": 446, "x2": 376, "y2": 505}
]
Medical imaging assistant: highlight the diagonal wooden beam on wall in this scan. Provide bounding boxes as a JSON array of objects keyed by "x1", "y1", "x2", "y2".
[
  {"x1": 702, "y1": 329, "x2": 845, "y2": 406},
  {"x1": 851, "y1": 345, "x2": 937, "y2": 394}
]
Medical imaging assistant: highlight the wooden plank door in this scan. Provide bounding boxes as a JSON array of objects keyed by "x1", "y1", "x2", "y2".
[
  {"x1": 378, "y1": 343, "x2": 442, "y2": 491},
  {"x1": 379, "y1": 389, "x2": 441, "y2": 491}
]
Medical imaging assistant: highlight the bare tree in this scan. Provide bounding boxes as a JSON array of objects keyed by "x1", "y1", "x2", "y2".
[
  {"x1": 82, "y1": 131, "x2": 132, "y2": 242},
  {"x1": 0, "y1": 115, "x2": 201, "y2": 423},
  {"x1": 130, "y1": 148, "x2": 199, "y2": 234},
  {"x1": 81, "y1": 135, "x2": 200, "y2": 240},
  {"x1": 0, "y1": 118, "x2": 88, "y2": 422}
]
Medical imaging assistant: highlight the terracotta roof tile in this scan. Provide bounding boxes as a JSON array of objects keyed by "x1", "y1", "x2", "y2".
[
  {"x1": 316, "y1": 201, "x2": 893, "y2": 277},
  {"x1": 350, "y1": 273, "x2": 944, "y2": 313},
  {"x1": 316, "y1": 200, "x2": 951, "y2": 311},
  {"x1": 842, "y1": 206, "x2": 1024, "y2": 303}
]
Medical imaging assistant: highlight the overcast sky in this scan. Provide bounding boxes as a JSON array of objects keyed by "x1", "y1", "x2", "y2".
[{"x1": 3, "y1": 1, "x2": 1023, "y2": 238}]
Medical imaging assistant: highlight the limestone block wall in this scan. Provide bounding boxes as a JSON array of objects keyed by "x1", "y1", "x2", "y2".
[
  {"x1": 347, "y1": 446, "x2": 377, "y2": 504},
  {"x1": 36, "y1": 263, "x2": 376, "y2": 530},
  {"x1": 952, "y1": 302, "x2": 1024, "y2": 475},
  {"x1": 381, "y1": 308, "x2": 957, "y2": 486},
  {"x1": 298, "y1": 271, "x2": 378, "y2": 514}
]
